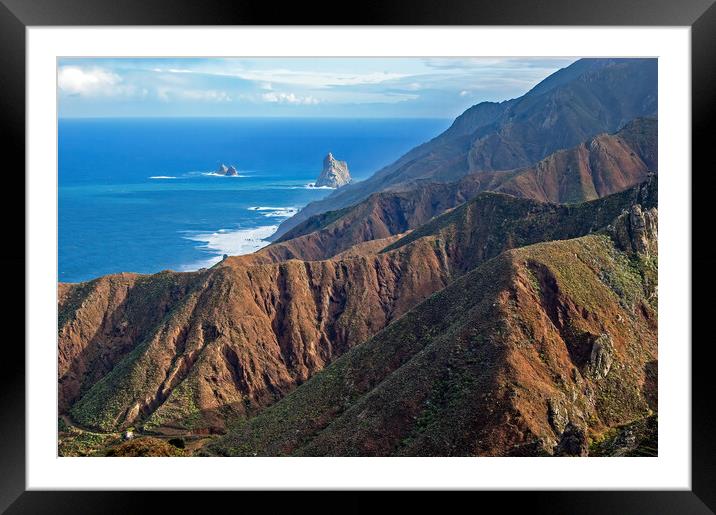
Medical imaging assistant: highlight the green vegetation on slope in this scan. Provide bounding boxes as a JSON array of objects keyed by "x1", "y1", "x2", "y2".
[{"x1": 383, "y1": 175, "x2": 656, "y2": 256}]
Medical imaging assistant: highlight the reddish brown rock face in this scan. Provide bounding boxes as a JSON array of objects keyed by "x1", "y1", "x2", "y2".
[
  {"x1": 494, "y1": 119, "x2": 656, "y2": 203},
  {"x1": 59, "y1": 236, "x2": 453, "y2": 432}
]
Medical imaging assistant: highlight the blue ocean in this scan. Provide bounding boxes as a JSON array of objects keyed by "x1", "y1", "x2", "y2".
[{"x1": 59, "y1": 117, "x2": 450, "y2": 283}]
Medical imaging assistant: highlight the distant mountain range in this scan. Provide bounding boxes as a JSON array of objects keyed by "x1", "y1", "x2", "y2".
[{"x1": 58, "y1": 58, "x2": 658, "y2": 457}]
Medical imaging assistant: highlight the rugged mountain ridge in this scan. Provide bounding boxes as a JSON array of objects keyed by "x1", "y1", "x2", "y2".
[
  {"x1": 207, "y1": 197, "x2": 657, "y2": 456},
  {"x1": 59, "y1": 178, "x2": 656, "y2": 436},
  {"x1": 273, "y1": 58, "x2": 657, "y2": 238},
  {"x1": 264, "y1": 119, "x2": 655, "y2": 262}
]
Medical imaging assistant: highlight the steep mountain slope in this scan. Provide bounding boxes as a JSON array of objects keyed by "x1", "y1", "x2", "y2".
[
  {"x1": 58, "y1": 272, "x2": 200, "y2": 413},
  {"x1": 59, "y1": 179, "x2": 656, "y2": 435},
  {"x1": 261, "y1": 176, "x2": 502, "y2": 262},
  {"x1": 207, "y1": 202, "x2": 657, "y2": 457},
  {"x1": 383, "y1": 175, "x2": 656, "y2": 259},
  {"x1": 494, "y1": 117, "x2": 656, "y2": 203},
  {"x1": 264, "y1": 120, "x2": 655, "y2": 262},
  {"x1": 62, "y1": 244, "x2": 452, "y2": 433},
  {"x1": 273, "y1": 58, "x2": 657, "y2": 238}
]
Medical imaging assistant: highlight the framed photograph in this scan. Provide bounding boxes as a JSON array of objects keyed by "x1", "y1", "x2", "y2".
[{"x1": 3, "y1": 0, "x2": 714, "y2": 511}]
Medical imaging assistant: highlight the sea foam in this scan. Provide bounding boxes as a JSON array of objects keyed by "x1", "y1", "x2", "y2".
[
  {"x1": 299, "y1": 183, "x2": 335, "y2": 190},
  {"x1": 180, "y1": 205, "x2": 299, "y2": 270},
  {"x1": 180, "y1": 225, "x2": 277, "y2": 271},
  {"x1": 248, "y1": 206, "x2": 300, "y2": 218},
  {"x1": 201, "y1": 172, "x2": 246, "y2": 177}
]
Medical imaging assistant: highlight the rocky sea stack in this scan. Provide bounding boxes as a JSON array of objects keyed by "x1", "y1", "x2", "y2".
[
  {"x1": 217, "y1": 164, "x2": 239, "y2": 176},
  {"x1": 315, "y1": 152, "x2": 352, "y2": 188}
]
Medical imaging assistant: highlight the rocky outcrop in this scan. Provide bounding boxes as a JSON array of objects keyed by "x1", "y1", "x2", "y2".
[
  {"x1": 606, "y1": 203, "x2": 658, "y2": 256},
  {"x1": 589, "y1": 415, "x2": 658, "y2": 457},
  {"x1": 217, "y1": 164, "x2": 238, "y2": 176},
  {"x1": 547, "y1": 398, "x2": 569, "y2": 434},
  {"x1": 314, "y1": 153, "x2": 351, "y2": 188},
  {"x1": 555, "y1": 423, "x2": 589, "y2": 457},
  {"x1": 584, "y1": 334, "x2": 615, "y2": 380}
]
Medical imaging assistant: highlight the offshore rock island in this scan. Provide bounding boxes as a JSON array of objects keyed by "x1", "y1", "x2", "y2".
[
  {"x1": 217, "y1": 163, "x2": 239, "y2": 176},
  {"x1": 58, "y1": 58, "x2": 659, "y2": 458},
  {"x1": 314, "y1": 152, "x2": 352, "y2": 188}
]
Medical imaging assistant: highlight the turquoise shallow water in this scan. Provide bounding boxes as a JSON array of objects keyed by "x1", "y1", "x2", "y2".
[{"x1": 58, "y1": 117, "x2": 450, "y2": 282}]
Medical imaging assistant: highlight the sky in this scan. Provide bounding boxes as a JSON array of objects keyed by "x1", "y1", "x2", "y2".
[{"x1": 57, "y1": 57, "x2": 577, "y2": 119}]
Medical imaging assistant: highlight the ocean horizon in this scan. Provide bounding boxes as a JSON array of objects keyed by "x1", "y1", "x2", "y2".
[{"x1": 59, "y1": 117, "x2": 451, "y2": 283}]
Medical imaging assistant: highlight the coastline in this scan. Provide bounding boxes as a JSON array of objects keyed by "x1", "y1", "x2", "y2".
[
  {"x1": 58, "y1": 117, "x2": 449, "y2": 283},
  {"x1": 179, "y1": 205, "x2": 300, "y2": 271},
  {"x1": 179, "y1": 224, "x2": 278, "y2": 271}
]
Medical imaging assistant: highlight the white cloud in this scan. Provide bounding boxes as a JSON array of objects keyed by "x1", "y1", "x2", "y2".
[
  {"x1": 261, "y1": 92, "x2": 319, "y2": 105},
  {"x1": 58, "y1": 57, "x2": 580, "y2": 116},
  {"x1": 316, "y1": 90, "x2": 419, "y2": 104},
  {"x1": 180, "y1": 89, "x2": 232, "y2": 102},
  {"x1": 247, "y1": 70, "x2": 406, "y2": 88},
  {"x1": 149, "y1": 67, "x2": 193, "y2": 74},
  {"x1": 156, "y1": 87, "x2": 232, "y2": 103},
  {"x1": 58, "y1": 66, "x2": 128, "y2": 96},
  {"x1": 151, "y1": 66, "x2": 407, "y2": 89},
  {"x1": 422, "y1": 57, "x2": 575, "y2": 70}
]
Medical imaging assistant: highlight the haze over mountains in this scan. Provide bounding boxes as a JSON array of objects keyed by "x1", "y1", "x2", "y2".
[{"x1": 58, "y1": 57, "x2": 659, "y2": 457}]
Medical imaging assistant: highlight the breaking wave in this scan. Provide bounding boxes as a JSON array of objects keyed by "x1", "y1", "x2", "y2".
[
  {"x1": 248, "y1": 206, "x2": 300, "y2": 218},
  {"x1": 180, "y1": 225, "x2": 277, "y2": 271},
  {"x1": 201, "y1": 172, "x2": 247, "y2": 178}
]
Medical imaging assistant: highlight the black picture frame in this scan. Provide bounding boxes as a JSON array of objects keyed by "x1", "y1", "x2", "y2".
[{"x1": 2, "y1": 0, "x2": 714, "y2": 512}]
